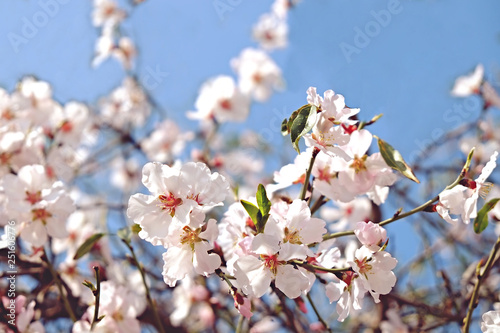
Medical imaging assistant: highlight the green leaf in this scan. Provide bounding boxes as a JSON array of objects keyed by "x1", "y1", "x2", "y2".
[
  {"x1": 256, "y1": 184, "x2": 271, "y2": 216},
  {"x1": 131, "y1": 224, "x2": 142, "y2": 234},
  {"x1": 281, "y1": 118, "x2": 289, "y2": 136},
  {"x1": 376, "y1": 136, "x2": 420, "y2": 184},
  {"x1": 82, "y1": 280, "x2": 96, "y2": 291},
  {"x1": 255, "y1": 211, "x2": 269, "y2": 234},
  {"x1": 241, "y1": 200, "x2": 259, "y2": 227},
  {"x1": 73, "y1": 233, "x2": 106, "y2": 260},
  {"x1": 289, "y1": 104, "x2": 317, "y2": 153},
  {"x1": 473, "y1": 198, "x2": 500, "y2": 234}
]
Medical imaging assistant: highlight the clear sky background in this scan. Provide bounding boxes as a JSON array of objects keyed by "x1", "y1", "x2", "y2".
[{"x1": 1, "y1": 1, "x2": 499, "y2": 330}]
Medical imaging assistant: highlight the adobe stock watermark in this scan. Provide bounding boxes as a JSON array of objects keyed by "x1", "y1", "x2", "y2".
[
  {"x1": 212, "y1": 0, "x2": 244, "y2": 21},
  {"x1": 407, "y1": 97, "x2": 482, "y2": 164},
  {"x1": 5, "y1": 220, "x2": 18, "y2": 327},
  {"x1": 140, "y1": 65, "x2": 169, "y2": 91},
  {"x1": 7, "y1": 0, "x2": 71, "y2": 54},
  {"x1": 339, "y1": 0, "x2": 403, "y2": 64}
]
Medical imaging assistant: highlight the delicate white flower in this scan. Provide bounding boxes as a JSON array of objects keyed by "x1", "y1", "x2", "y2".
[
  {"x1": 3, "y1": 165, "x2": 74, "y2": 247},
  {"x1": 99, "y1": 77, "x2": 150, "y2": 129},
  {"x1": 252, "y1": 13, "x2": 288, "y2": 51},
  {"x1": 141, "y1": 119, "x2": 194, "y2": 163},
  {"x1": 92, "y1": 0, "x2": 126, "y2": 28},
  {"x1": 269, "y1": 199, "x2": 326, "y2": 246},
  {"x1": 188, "y1": 76, "x2": 250, "y2": 123},
  {"x1": 127, "y1": 162, "x2": 229, "y2": 247},
  {"x1": 82, "y1": 281, "x2": 143, "y2": 333},
  {"x1": 320, "y1": 197, "x2": 373, "y2": 232},
  {"x1": 110, "y1": 157, "x2": 141, "y2": 193},
  {"x1": 113, "y1": 37, "x2": 137, "y2": 70},
  {"x1": 451, "y1": 64, "x2": 484, "y2": 97},
  {"x1": 337, "y1": 130, "x2": 397, "y2": 200},
  {"x1": 349, "y1": 246, "x2": 397, "y2": 303},
  {"x1": 481, "y1": 310, "x2": 500, "y2": 332},
  {"x1": 325, "y1": 272, "x2": 367, "y2": 322},
  {"x1": 234, "y1": 232, "x2": 310, "y2": 299},
  {"x1": 438, "y1": 151, "x2": 498, "y2": 224},
  {"x1": 52, "y1": 102, "x2": 91, "y2": 148},
  {"x1": 266, "y1": 148, "x2": 312, "y2": 194},
  {"x1": 231, "y1": 48, "x2": 283, "y2": 102},
  {"x1": 162, "y1": 215, "x2": 221, "y2": 287}
]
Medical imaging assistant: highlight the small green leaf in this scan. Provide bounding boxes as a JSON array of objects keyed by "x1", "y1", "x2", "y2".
[
  {"x1": 131, "y1": 224, "x2": 142, "y2": 234},
  {"x1": 255, "y1": 211, "x2": 269, "y2": 234},
  {"x1": 376, "y1": 136, "x2": 420, "y2": 184},
  {"x1": 256, "y1": 184, "x2": 271, "y2": 217},
  {"x1": 290, "y1": 104, "x2": 317, "y2": 153},
  {"x1": 241, "y1": 200, "x2": 259, "y2": 227},
  {"x1": 73, "y1": 233, "x2": 106, "y2": 260},
  {"x1": 281, "y1": 118, "x2": 289, "y2": 136},
  {"x1": 82, "y1": 280, "x2": 96, "y2": 291},
  {"x1": 473, "y1": 198, "x2": 500, "y2": 234}
]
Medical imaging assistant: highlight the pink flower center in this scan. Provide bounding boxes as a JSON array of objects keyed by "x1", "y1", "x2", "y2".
[
  {"x1": 317, "y1": 166, "x2": 336, "y2": 184},
  {"x1": 284, "y1": 227, "x2": 301, "y2": 244},
  {"x1": 342, "y1": 271, "x2": 357, "y2": 287},
  {"x1": 25, "y1": 191, "x2": 42, "y2": 205},
  {"x1": 158, "y1": 192, "x2": 183, "y2": 217},
  {"x1": 60, "y1": 120, "x2": 73, "y2": 133},
  {"x1": 32, "y1": 208, "x2": 52, "y2": 222},
  {"x1": 219, "y1": 99, "x2": 232, "y2": 111},
  {"x1": 350, "y1": 155, "x2": 367, "y2": 174},
  {"x1": 180, "y1": 226, "x2": 202, "y2": 250},
  {"x1": 354, "y1": 257, "x2": 372, "y2": 276},
  {"x1": 261, "y1": 254, "x2": 282, "y2": 275}
]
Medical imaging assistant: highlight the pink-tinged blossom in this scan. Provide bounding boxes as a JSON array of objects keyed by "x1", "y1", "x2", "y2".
[
  {"x1": 233, "y1": 232, "x2": 311, "y2": 299},
  {"x1": 349, "y1": 246, "x2": 397, "y2": 303},
  {"x1": 80, "y1": 281, "x2": 143, "y2": 333},
  {"x1": 217, "y1": 201, "x2": 257, "y2": 268},
  {"x1": 481, "y1": 310, "x2": 500, "y2": 332},
  {"x1": 162, "y1": 216, "x2": 221, "y2": 287},
  {"x1": 17, "y1": 299, "x2": 45, "y2": 333},
  {"x1": 252, "y1": 13, "x2": 288, "y2": 51},
  {"x1": 51, "y1": 102, "x2": 91, "y2": 148},
  {"x1": 320, "y1": 197, "x2": 372, "y2": 232},
  {"x1": 266, "y1": 148, "x2": 312, "y2": 194},
  {"x1": 354, "y1": 221, "x2": 387, "y2": 251},
  {"x1": 231, "y1": 48, "x2": 283, "y2": 102},
  {"x1": 312, "y1": 150, "x2": 355, "y2": 203},
  {"x1": 141, "y1": 119, "x2": 194, "y2": 163},
  {"x1": 307, "y1": 87, "x2": 359, "y2": 126},
  {"x1": 110, "y1": 157, "x2": 141, "y2": 193},
  {"x1": 337, "y1": 130, "x2": 397, "y2": 203},
  {"x1": 270, "y1": 199, "x2": 327, "y2": 245},
  {"x1": 99, "y1": 77, "x2": 150, "y2": 129},
  {"x1": 92, "y1": 0, "x2": 126, "y2": 28},
  {"x1": 325, "y1": 272, "x2": 367, "y2": 322},
  {"x1": 438, "y1": 151, "x2": 498, "y2": 224},
  {"x1": 127, "y1": 161, "x2": 229, "y2": 247},
  {"x1": 233, "y1": 292, "x2": 253, "y2": 319},
  {"x1": 482, "y1": 81, "x2": 500, "y2": 109},
  {"x1": 451, "y1": 64, "x2": 484, "y2": 97},
  {"x1": 188, "y1": 75, "x2": 250, "y2": 123},
  {"x1": 3, "y1": 164, "x2": 74, "y2": 247}
]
